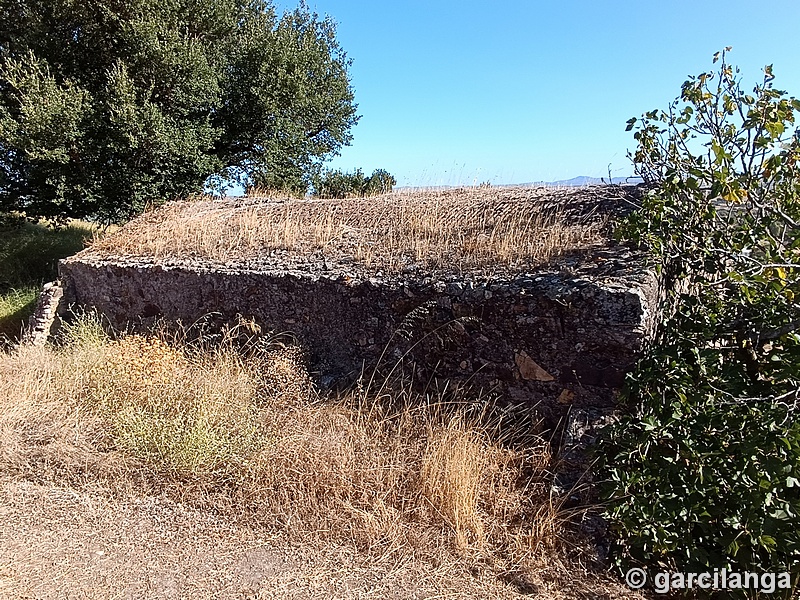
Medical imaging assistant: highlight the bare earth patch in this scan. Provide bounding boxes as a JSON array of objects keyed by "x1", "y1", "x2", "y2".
[{"x1": 0, "y1": 475, "x2": 644, "y2": 599}]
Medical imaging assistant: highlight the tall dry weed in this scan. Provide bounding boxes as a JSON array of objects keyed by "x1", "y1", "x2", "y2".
[
  {"x1": 0, "y1": 317, "x2": 567, "y2": 571},
  {"x1": 420, "y1": 418, "x2": 487, "y2": 550}
]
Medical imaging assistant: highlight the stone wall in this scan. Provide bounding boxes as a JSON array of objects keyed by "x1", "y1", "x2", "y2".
[{"x1": 59, "y1": 244, "x2": 658, "y2": 429}]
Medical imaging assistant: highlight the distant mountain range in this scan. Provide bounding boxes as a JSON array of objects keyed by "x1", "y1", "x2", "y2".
[
  {"x1": 396, "y1": 175, "x2": 642, "y2": 191},
  {"x1": 525, "y1": 175, "x2": 642, "y2": 187}
]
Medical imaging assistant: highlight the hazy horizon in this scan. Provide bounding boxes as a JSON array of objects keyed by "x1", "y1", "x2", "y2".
[{"x1": 266, "y1": 0, "x2": 800, "y2": 188}]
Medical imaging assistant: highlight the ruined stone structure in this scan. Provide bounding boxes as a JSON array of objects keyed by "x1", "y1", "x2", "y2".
[
  {"x1": 21, "y1": 281, "x2": 64, "y2": 346},
  {"x1": 58, "y1": 234, "x2": 657, "y2": 431}
]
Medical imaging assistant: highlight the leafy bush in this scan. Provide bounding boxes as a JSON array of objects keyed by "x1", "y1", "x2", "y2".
[
  {"x1": 364, "y1": 168, "x2": 397, "y2": 196},
  {"x1": 0, "y1": 1, "x2": 358, "y2": 223},
  {"x1": 600, "y1": 49, "x2": 800, "y2": 585},
  {"x1": 312, "y1": 167, "x2": 396, "y2": 198},
  {"x1": 0, "y1": 212, "x2": 25, "y2": 230}
]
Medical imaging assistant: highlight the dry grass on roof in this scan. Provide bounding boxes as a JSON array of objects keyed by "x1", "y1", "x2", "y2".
[{"x1": 90, "y1": 186, "x2": 626, "y2": 273}]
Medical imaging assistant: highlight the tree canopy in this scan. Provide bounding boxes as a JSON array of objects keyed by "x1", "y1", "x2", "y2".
[{"x1": 0, "y1": 0, "x2": 359, "y2": 223}]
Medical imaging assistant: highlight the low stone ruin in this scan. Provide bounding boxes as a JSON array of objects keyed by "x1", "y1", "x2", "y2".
[
  {"x1": 55, "y1": 185, "x2": 657, "y2": 434},
  {"x1": 21, "y1": 281, "x2": 64, "y2": 347}
]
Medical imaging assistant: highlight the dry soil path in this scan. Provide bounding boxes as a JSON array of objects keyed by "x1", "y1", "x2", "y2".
[{"x1": 0, "y1": 475, "x2": 642, "y2": 599}]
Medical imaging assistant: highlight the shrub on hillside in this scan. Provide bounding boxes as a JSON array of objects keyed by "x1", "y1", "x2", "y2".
[
  {"x1": 364, "y1": 168, "x2": 397, "y2": 196},
  {"x1": 599, "y1": 49, "x2": 800, "y2": 589},
  {"x1": 312, "y1": 168, "x2": 396, "y2": 198},
  {"x1": 0, "y1": 212, "x2": 24, "y2": 230}
]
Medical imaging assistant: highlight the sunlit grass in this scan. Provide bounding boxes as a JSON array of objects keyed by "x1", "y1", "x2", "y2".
[
  {"x1": 0, "y1": 315, "x2": 560, "y2": 566},
  {"x1": 0, "y1": 287, "x2": 38, "y2": 341},
  {"x1": 0, "y1": 219, "x2": 97, "y2": 342},
  {"x1": 0, "y1": 220, "x2": 96, "y2": 288},
  {"x1": 90, "y1": 187, "x2": 610, "y2": 274}
]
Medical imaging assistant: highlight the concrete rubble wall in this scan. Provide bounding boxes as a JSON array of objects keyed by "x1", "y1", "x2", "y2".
[{"x1": 59, "y1": 252, "x2": 658, "y2": 427}]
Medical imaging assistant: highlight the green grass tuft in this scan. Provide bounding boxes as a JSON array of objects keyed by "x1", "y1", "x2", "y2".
[
  {"x1": 0, "y1": 219, "x2": 96, "y2": 343},
  {"x1": 0, "y1": 221, "x2": 95, "y2": 289},
  {"x1": 0, "y1": 287, "x2": 38, "y2": 341}
]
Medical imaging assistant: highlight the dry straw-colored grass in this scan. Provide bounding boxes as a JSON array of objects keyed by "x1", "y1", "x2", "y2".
[
  {"x1": 90, "y1": 187, "x2": 609, "y2": 273},
  {"x1": 0, "y1": 315, "x2": 567, "y2": 572}
]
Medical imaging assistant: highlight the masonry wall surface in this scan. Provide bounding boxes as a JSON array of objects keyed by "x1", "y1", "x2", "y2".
[{"x1": 59, "y1": 250, "x2": 658, "y2": 427}]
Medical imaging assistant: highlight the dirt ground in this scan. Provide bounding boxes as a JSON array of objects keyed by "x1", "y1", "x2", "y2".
[{"x1": 0, "y1": 474, "x2": 644, "y2": 600}]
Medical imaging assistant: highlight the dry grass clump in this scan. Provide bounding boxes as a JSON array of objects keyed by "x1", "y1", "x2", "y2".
[
  {"x1": 0, "y1": 320, "x2": 122, "y2": 488},
  {"x1": 421, "y1": 419, "x2": 487, "y2": 549},
  {"x1": 87, "y1": 336, "x2": 262, "y2": 474},
  {"x1": 90, "y1": 187, "x2": 609, "y2": 273},
  {"x1": 0, "y1": 316, "x2": 576, "y2": 578}
]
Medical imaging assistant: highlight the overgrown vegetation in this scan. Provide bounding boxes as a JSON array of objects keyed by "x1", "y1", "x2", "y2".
[
  {"x1": 312, "y1": 167, "x2": 396, "y2": 198},
  {"x1": 89, "y1": 187, "x2": 609, "y2": 273},
  {"x1": 0, "y1": 313, "x2": 570, "y2": 573},
  {"x1": 0, "y1": 219, "x2": 95, "y2": 341},
  {"x1": 0, "y1": 287, "x2": 38, "y2": 341},
  {"x1": 0, "y1": 0, "x2": 358, "y2": 223},
  {"x1": 601, "y1": 49, "x2": 800, "y2": 590}
]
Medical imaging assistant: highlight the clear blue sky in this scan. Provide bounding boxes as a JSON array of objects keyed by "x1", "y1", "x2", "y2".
[{"x1": 274, "y1": 0, "x2": 800, "y2": 187}]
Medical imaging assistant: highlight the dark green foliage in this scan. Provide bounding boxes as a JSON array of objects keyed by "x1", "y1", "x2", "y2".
[
  {"x1": 600, "y1": 49, "x2": 800, "y2": 587},
  {"x1": 364, "y1": 168, "x2": 396, "y2": 195},
  {"x1": 0, "y1": 0, "x2": 358, "y2": 223},
  {"x1": 312, "y1": 167, "x2": 396, "y2": 198},
  {"x1": 312, "y1": 167, "x2": 367, "y2": 198},
  {"x1": 0, "y1": 211, "x2": 24, "y2": 229}
]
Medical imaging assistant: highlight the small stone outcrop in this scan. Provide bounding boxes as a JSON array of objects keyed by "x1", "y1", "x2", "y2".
[{"x1": 21, "y1": 281, "x2": 65, "y2": 347}]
